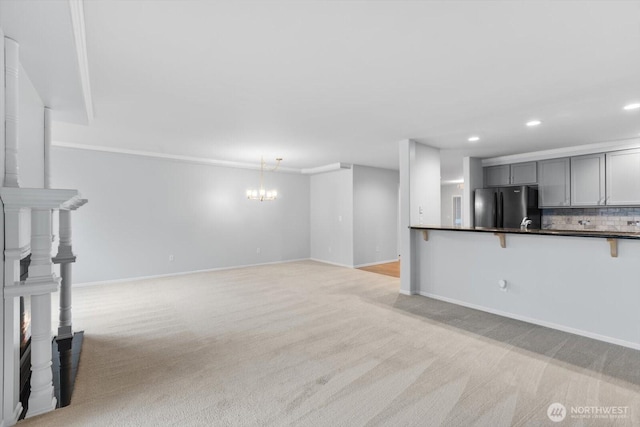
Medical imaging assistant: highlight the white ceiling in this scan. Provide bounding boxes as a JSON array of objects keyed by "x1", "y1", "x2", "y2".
[
  {"x1": 26, "y1": 1, "x2": 640, "y2": 179},
  {"x1": 0, "y1": 0, "x2": 90, "y2": 123}
]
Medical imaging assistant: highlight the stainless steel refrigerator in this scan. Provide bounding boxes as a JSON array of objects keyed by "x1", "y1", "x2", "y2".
[{"x1": 474, "y1": 186, "x2": 540, "y2": 229}]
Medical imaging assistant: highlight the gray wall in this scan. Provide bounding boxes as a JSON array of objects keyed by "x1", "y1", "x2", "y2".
[
  {"x1": 353, "y1": 165, "x2": 398, "y2": 266},
  {"x1": 52, "y1": 147, "x2": 311, "y2": 283},
  {"x1": 309, "y1": 168, "x2": 353, "y2": 267},
  {"x1": 440, "y1": 183, "x2": 463, "y2": 226}
]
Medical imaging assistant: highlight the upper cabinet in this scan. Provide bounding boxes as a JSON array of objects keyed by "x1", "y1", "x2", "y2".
[
  {"x1": 485, "y1": 162, "x2": 537, "y2": 187},
  {"x1": 484, "y1": 165, "x2": 510, "y2": 186},
  {"x1": 571, "y1": 154, "x2": 605, "y2": 206},
  {"x1": 538, "y1": 158, "x2": 570, "y2": 207},
  {"x1": 482, "y1": 146, "x2": 640, "y2": 207},
  {"x1": 606, "y1": 148, "x2": 640, "y2": 205}
]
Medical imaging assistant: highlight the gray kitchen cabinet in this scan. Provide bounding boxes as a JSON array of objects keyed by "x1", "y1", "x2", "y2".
[
  {"x1": 606, "y1": 148, "x2": 640, "y2": 205},
  {"x1": 511, "y1": 162, "x2": 537, "y2": 185},
  {"x1": 485, "y1": 162, "x2": 537, "y2": 187},
  {"x1": 571, "y1": 153, "x2": 605, "y2": 206},
  {"x1": 538, "y1": 158, "x2": 570, "y2": 207},
  {"x1": 485, "y1": 165, "x2": 510, "y2": 186}
]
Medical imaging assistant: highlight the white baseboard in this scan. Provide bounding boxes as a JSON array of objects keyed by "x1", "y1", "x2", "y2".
[
  {"x1": 398, "y1": 289, "x2": 415, "y2": 296},
  {"x1": 73, "y1": 258, "x2": 312, "y2": 287},
  {"x1": 417, "y1": 291, "x2": 640, "y2": 351},
  {"x1": 353, "y1": 259, "x2": 399, "y2": 268},
  {"x1": 309, "y1": 258, "x2": 354, "y2": 269}
]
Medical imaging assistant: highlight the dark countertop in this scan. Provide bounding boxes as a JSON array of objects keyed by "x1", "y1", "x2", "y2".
[{"x1": 410, "y1": 225, "x2": 640, "y2": 240}]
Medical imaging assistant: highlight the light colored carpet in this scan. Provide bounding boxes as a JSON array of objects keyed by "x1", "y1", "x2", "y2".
[{"x1": 18, "y1": 260, "x2": 640, "y2": 426}]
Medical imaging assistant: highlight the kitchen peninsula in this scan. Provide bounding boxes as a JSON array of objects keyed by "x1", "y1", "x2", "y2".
[{"x1": 407, "y1": 225, "x2": 640, "y2": 349}]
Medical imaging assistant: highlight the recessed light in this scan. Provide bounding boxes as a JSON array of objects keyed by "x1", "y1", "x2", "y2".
[
  {"x1": 623, "y1": 103, "x2": 640, "y2": 111},
  {"x1": 468, "y1": 136, "x2": 480, "y2": 142},
  {"x1": 526, "y1": 120, "x2": 542, "y2": 127}
]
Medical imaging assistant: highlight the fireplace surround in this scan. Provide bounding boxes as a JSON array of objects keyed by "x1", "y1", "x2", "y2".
[{"x1": 19, "y1": 256, "x2": 31, "y2": 417}]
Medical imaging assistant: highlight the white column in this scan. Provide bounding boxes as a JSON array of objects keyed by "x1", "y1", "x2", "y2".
[
  {"x1": 399, "y1": 140, "x2": 441, "y2": 295},
  {"x1": 25, "y1": 208, "x2": 58, "y2": 418},
  {"x1": 1, "y1": 29, "x2": 6, "y2": 186},
  {"x1": 54, "y1": 210, "x2": 76, "y2": 340},
  {"x1": 399, "y1": 140, "x2": 415, "y2": 295},
  {"x1": 5, "y1": 37, "x2": 20, "y2": 188},
  {"x1": 44, "y1": 108, "x2": 52, "y2": 189},
  {"x1": 2, "y1": 206, "x2": 24, "y2": 424}
]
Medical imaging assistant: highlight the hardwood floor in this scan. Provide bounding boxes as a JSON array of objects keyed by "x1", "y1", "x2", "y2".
[{"x1": 357, "y1": 261, "x2": 400, "y2": 278}]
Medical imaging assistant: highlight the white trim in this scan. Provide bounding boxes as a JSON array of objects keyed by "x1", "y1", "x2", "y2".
[
  {"x1": 309, "y1": 258, "x2": 353, "y2": 269},
  {"x1": 51, "y1": 142, "x2": 368, "y2": 176},
  {"x1": 4, "y1": 245, "x2": 31, "y2": 260},
  {"x1": 482, "y1": 137, "x2": 640, "y2": 167},
  {"x1": 452, "y1": 194, "x2": 462, "y2": 227},
  {"x1": 398, "y1": 289, "x2": 414, "y2": 296},
  {"x1": 52, "y1": 141, "x2": 303, "y2": 173},
  {"x1": 68, "y1": 0, "x2": 94, "y2": 122},
  {"x1": 0, "y1": 187, "x2": 80, "y2": 209},
  {"x1": 6, "y1": 280, "x2": 60, "y2": 298},
  {"x1": 417, "y1": 291, "x2": 640, "y2": 351},
  {"x1": 8, "y1": 403, "x2": 22, "y2": 426},
  {"x1": 353, "y1": 259, "x2": 399, "y2": 268},
  {"x1": 72, "y1": 258, "x2": 312, "y2": 287},
  {"x1": 301, "y1": 163, "x2": 352, "y2": 175}
]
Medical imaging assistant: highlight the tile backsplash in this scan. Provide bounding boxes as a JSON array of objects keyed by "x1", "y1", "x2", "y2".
[{"x1": 542, "y1": 208, "x2": 640, "y2": 232}]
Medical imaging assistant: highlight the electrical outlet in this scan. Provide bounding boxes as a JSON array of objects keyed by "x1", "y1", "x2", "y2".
[
  {"x1": 169, "y1": 254, "x2": 174, "y2": 262},
  {"x1": 256, "y1": 248, "x2": 261, "y2": 254}
]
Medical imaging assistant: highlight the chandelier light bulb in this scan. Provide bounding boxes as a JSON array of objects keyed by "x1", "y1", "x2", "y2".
[{"x1": 246, "y1": 156, "x2": 282, "y2": 201}]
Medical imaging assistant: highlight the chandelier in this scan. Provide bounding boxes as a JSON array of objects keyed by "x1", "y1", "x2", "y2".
[{"x1": 246, "y1": 156, "x2": 282, "y2": 201}]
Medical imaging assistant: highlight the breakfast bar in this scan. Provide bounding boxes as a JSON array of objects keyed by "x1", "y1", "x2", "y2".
[
  {"x1": 413, "y1": 225, "x2": 640, "y2": 257},
  {"x1": 407, "y1": 225, "x2": 640, "y2": 350}
]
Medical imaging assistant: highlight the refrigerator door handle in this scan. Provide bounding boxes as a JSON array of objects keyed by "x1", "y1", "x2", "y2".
[
  {"x1": 497, "y1": 191, "x2": 504, "y2": 228},
  {"x1": 492, "y1": 192, "x2": 497, "y2": 227}
]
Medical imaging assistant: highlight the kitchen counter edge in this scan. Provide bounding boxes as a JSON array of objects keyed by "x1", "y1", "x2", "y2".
[{"x1": 409, "y1": 225, "x2": 640, "y2": 240}]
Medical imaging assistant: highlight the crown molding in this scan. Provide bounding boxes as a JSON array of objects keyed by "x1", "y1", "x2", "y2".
[
  {"x1": 68, "y1": 0, "x2": 94, "y2": 122},
  {"x1": 482, "y1": 137, "x2": 640, "y2": 167},
  {"x1": 52, "y1": 141, "x2": 304, "y2": 173},
  {"x1": 53, "y1": 141, "x2": 366, "y2": 176},
  {"x1": 301, "y1": 163, "x2": 352, "y2": 175}
]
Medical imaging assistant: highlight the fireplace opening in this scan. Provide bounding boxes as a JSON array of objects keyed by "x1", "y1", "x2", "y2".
[{"x1": 19, "y1": 255, "x2": 32, "y2": 416}]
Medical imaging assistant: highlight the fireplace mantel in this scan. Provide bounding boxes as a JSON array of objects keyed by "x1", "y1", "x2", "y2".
[
  {"x1": 0, "y1": 188, "x2": 81, "y2": 210},
  {"x1": 1, "y1": 186, "x2": 86, "y2": 421}
]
